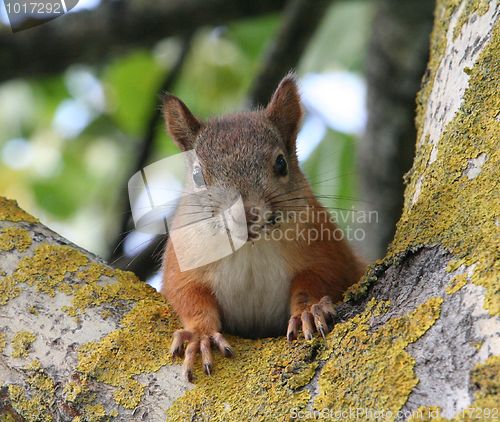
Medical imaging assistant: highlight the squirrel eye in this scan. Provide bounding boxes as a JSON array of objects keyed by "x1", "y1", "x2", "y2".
[
  {"x1": 192, "y1": 165, "x2": 205, "y2": 187},
  {"x1": 274, "y1": 154, "x2": 288, "y2": 177}
]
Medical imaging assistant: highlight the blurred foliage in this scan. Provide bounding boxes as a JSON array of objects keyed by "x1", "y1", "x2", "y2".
[
  {"x1": 303, "y1": 130, "x2": 357, "y2": 219},
  {"x1": 300, "y1": 1, "x2": 373, "y2": 73},
  {"x1": 105, "y1": 51, "x2": 165, "y2": 137},
  {"x1": 0, "y1": 0, "x2": 372, "y2": 257}
]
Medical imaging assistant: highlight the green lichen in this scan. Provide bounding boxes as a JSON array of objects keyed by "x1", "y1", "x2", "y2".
[
  {"x1": 314, "y1": 297, "x2": 442, "y2": 418},
  {"x1": 390, "y1": 3, "x2": 500, "y2": 316},
  {"x1": 0, "y1": 227, "x2": 32, "y2": 252},
  {"x1": 0, "y1": 197, "x2": 38, "y2": 223},
  {"x1": 11, "y1": 331, "x2": 36, "y2": 359}
]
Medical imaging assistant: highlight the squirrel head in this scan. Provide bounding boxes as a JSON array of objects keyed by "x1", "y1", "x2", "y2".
[{"x1": 162, "y1": 75, "x2": 310, "y2": 239}]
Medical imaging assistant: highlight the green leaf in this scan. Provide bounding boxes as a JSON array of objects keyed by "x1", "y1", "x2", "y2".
[{"x1": 104, "y1": 51, "x2": 164, "y2": 136}]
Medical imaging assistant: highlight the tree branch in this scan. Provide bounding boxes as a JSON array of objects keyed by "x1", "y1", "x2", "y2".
[
  {"x1": 0, "y1": 0, "x2": 286, "y2": 82},
  {"x1": 107, "y1": 32, "x2": 194, "y2": 279},
  {"x1": 246, "y1": 0, "x2": 332, "y2": 107}
]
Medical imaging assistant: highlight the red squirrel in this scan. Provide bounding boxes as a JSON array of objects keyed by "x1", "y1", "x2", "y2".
[{"x1": 160, "y1": 75, "x2": 365, "y2": 381}]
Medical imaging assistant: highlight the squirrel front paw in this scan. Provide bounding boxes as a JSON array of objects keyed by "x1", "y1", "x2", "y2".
[
  {"x1": 170, "y1": 329, "x2": 233, "y2": 382},
  {"x1": 287, "y1": 296, "x2": 336, "y2": 341}
]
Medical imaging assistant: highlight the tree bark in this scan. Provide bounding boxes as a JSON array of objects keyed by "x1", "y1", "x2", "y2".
[
  {"x1": 358, "y1": 0, "x2": 434, "y2": 261},
  {"x1": 0, "y1": 0, "x2": 499, "y2": 420}
]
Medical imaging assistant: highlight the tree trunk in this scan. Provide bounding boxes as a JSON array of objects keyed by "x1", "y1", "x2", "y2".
[
  {"x1": 358, "y1": 0, "x2": 434, "y2": 261},
  {"x1": 1, "y1": 0, "x2": 499, "y2": 420}
]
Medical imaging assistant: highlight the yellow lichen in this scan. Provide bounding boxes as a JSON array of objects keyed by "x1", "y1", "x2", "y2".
[
  {"x1": 446, "y1": 274, "x2": 468, "y2": 295},
  {"x1": 0, "y1": 331, "x2": 6, "y2": 353},
  {"x1": 63, "y1": 380, "x2": 84, "y2": 403},
  {"x1": 77, "y1": 299, "x2": 178, "y2": 409},
  {"x1": 408, "y1": 356, "x2": 500, "y2": 421},
  {"x1": 14, "y1": 244, "x2": 88, "y2": 297},
  {"x1": 25, "y1": 363, "x2": 55, "y2": 393},
  {"x1": 7, "y1": 384, "x2": 52, "y2": 422},
  {"x1": 0, "y1": 227, "x2": 32, "y2": 252},
  {"x1": 0, "y1": 275, "x2": 21, "y2": 306},
  {"x1": 0, "y1": 197, "x2": 38, "y2": 223},
  {"x1": 461, "y1": 355, "x2": 500, "y2": 420},
  {"x1": 11, "y1": 331, "x2": 36, "y2": 359},
  {"x1": 314, "y1": 298, "x2": 443, "y2": 418},
  {"x1": 0, "y1": 3, "x2": 496, "y2": 420},
  {"x1": 100, "y1": 309, "x2": 112, "y2": 319},
  {"x1": 165, "y1": 298, "x2": 442, "y2": 421},
  {"x1": 344, "y1": 261, "x2": 383, "y2": 302},
  {"x1": 446, "y1": 258, "x2": 466, "y2": 273},
  {"x1": 83, "y1": 403, "x2": 107, "y2": 422},
  {"x1": 68, "y1": 262, "x2": 155, "y2": 315},
  {"x1": 27, "y1": 305, "x2": 39, "y2": 315},
  {"x1": 8, "y1": 362, "x2": 56, "y2": 421},
  {"x1": 389, "y1": 3, "x2": 500, "y2": 316},
  {"x1": 166, "y1": 335, "x2": 313, "y2": 421},
  {"x1": 0, "y1": 233, "x2": 177, "y2": 414},
  {"x1": 453, "y1": 0, "x2": 490, "y2": 40}
]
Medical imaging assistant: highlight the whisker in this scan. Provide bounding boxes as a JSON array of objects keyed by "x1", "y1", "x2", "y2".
[{"x1": 277, "y1": 205, "x2": 358, "y2": 212}]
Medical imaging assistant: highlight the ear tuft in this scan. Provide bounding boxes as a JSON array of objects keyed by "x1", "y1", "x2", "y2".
[
  {"x1": 265, "y1": 74, "x2": 303, "y2": 148},
  {"x1": 162, "y1": 93, "x2": 202, "y2": 151}
]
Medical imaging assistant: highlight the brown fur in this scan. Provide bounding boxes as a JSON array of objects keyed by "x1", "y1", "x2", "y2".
[{"x1": 160, "y1": 75, "x2": 365, "y2": 379}]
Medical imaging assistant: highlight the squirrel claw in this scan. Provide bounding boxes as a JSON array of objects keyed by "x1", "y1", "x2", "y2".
[
  {"x1": 170, "y1": 330, "x2": 232, "y2": 382},
  {"x1": 286, "y1": 315, "x2": 300, "y2": 342},
  {"x1": 223, "y1": 346, "x2": 234, "y2": 358},
  {"x1": 204, "y1": 363, "x2": 212, "y2": 376},
  {"x1": 184, "y1": 368, "x2": 194, "y2": 383},
  {"x1": 287, "y1": 296, "x2": 335, "y2": 341},
  {"x1": 318, "y1": 325, "x2": 326, "y2": 339}
]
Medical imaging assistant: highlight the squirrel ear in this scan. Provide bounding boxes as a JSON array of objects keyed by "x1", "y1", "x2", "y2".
[
  {"x1": 162, "y1": 94, "x2": 202, "y2": 151},
  {"x1": 265, "y1": 74, "x2": 303, "y2": 148}
]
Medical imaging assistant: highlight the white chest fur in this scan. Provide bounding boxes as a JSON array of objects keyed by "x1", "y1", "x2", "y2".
[{"x1": 209, "y1": 240, "x2": 292, "y2": 338}]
